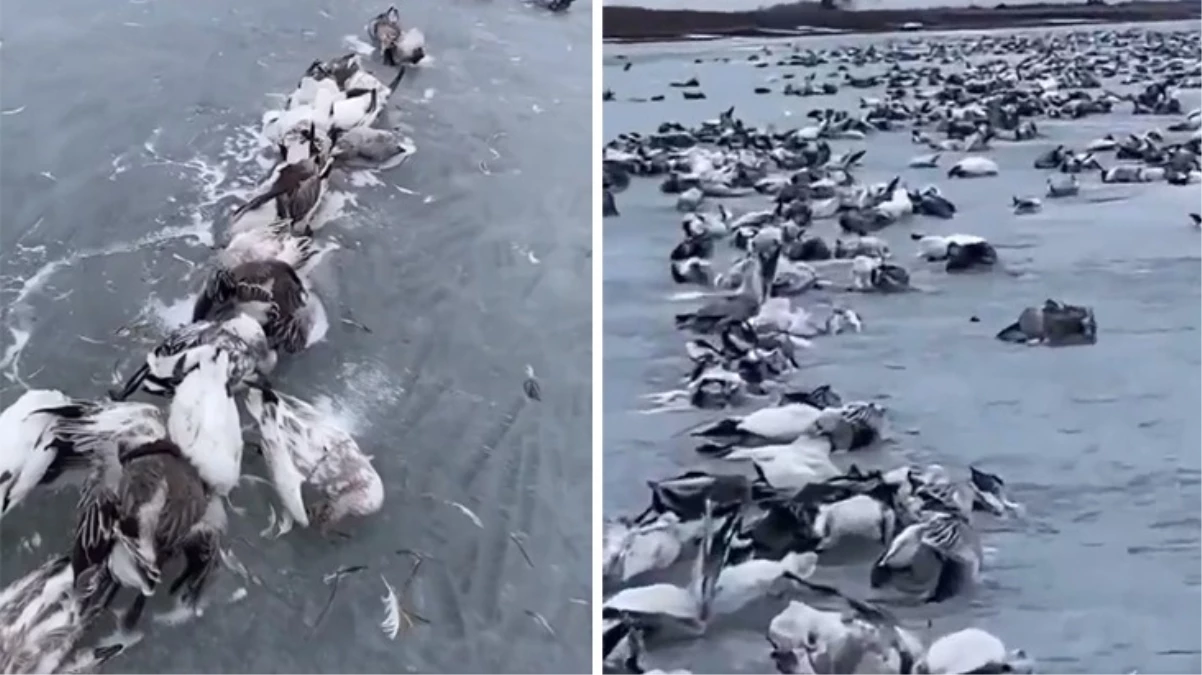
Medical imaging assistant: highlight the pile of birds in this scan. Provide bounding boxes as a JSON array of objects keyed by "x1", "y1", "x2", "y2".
[
  {"x1": 0, "y1": 7, "x2": 427, "y2": 673},
  {"x1": 600, "y1": 25, "x2": 1199, "y2": 675}
]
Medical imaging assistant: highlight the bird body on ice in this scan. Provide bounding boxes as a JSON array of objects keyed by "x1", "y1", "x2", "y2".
[
  {"x1": 0, "y1": 556, "x2": 117, "y2": 674},
  {"x1": 815, "y1": 494, "x2": 896, "y2": 548},
  {"x1": 244, "y1": 386, "x2": 383, "y2": 531},
  {"x1": 696, "y1": 402, "x2": 823, "y2": 443},
  {"x1": 918, "y1": 627, "x2": 1032, "y2": 674},
  {"x1": 710, "y1": 552, "x2": 817, "y2": 616},
  {"x1": 603, "y1": 513, "x2": 701, "y2": 585},
  {"x1": 947, "y1": 156, "x2": 998, "y2": 178},
  {"x1": 750, "y1": 446, "x2": 839, "y2": 491},
  {"x1": 913, "y1": 234, "x2": 986, "y2": 261},
  {"x1": 0, "y1": 388, "x2": 80, "y2": 519},
  {"x1": 168, "y1": 348, "x2": 244, "y2": 496}
]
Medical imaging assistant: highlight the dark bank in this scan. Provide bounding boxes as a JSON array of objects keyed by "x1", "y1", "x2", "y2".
[{"x1": 603, "y1": 0, "x2": 1201, "y2": 42}]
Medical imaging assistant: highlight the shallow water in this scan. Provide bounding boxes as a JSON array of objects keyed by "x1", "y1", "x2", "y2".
[
  {"x1": 0, "y1": 0, "x2": 592, "y2": 672},
  {"x1": 602, "y1": 24, "x2": 1202, "y2": 674}
]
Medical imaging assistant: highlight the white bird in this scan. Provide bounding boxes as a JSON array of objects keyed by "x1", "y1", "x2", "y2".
[
  {"x1": 167, "y1": 347, "x2": 244, "y2": 497},
  {"x1": 320, "y1": 84, "x2": 383, "y2": 137},
  {"x1": 692, "y1": 402, "x2": 824, "y2": 444},
  {"x1": 870, "y1": 510, "x2": 982, "y2": 603},
  {"x1": 1012, "y1": 195, "x2": 1043, "y2": 214},
  {"x1": 218, "y1": 221, "x2": 328, "y2": 273},
  {"x1": 602, "y1": 506, "x2": 729, "y2": 637},
  {"x1": 709, "y1": 551, "x2": 818, "y2": 617},
  {"x1": 0, "y1": 388, "x2": 84, "y2": 519},
  {"x1": 111, "y1": 314, "x2": 275, "y2": 401},
  {"x1": 602, "y1": 513, "x2": 702, "y2": 586},
  {"x1": 911, "y1": 233, "x2": 987, "y2": 261},
  {"x1": 43, "y1": 400, "x2": 167, "y2": 463},
  {"x1": 814, "y1": 493, "x2": 898, "y2": 550},
  {"x1": 0, "y1": 556, "x2": 122, "y2": 675},
  {"x1": 676, "y1": 187, "x2": 704, "y2": 213},
  {"x1": 605, "y1": 547, "x2": 819, "y2": 637},
  {"x1": 917, "y1": 628, "x2": 1034, "y2": 674},
  {"x1": 395, "y1": 28, "x2": 427, "y2": 64},
  {"x1": 946, "y1": 156, "x2": 998, "y2": 178},
  {"x1": 728, "y1": 441, "x2": 839, "y2": 492},
  {"x1": 767, "y1": 593, "x2": 924, "y2": 675},
  {"x1": 1084, "y1": 134, "x2": 1117, "y2": 152},
  {"x1": 282, "y1": 73, "x2": 338, "y2": 111},
  {"x1": 810, "y1": 196, "x2": 840, "y2": 220},
  {"x1": 243, "y1": 385, "x2": 384, "y2": 534},
  {"x1": 903, "y1": 151, "x2": 942, "y2": 166},
  {"x1": 850, "y1": 255, "x2": 880, "y2": 291}
]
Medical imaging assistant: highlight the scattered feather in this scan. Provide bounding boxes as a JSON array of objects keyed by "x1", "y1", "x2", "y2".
[
  {"x1": 523, "y1": 364, "x2": 541, "y2": 401},
  {"x1": 340, "y1": 317, "x2": 372, "y2": 333},
  {"x1": 524, "y1": 609, "x2": 557, "y2": 639},
  {"x1": 228, "y1": 587, "x2": 249, "y2": 604},
  {"x1": 1, "y1": 105, "x2": 25, "y2": 115},
  {"x1": 323, "y1": 565, "x2": 368, "y2": 585},
  {"x1": 219, "y1": 547, "x2": 260, "y2": 585},
  {"x1": 445, "y1": 500, "x2": 484, "y2": 529},
  {"x1": 509, "y1": 531, "x2": 535, "y2": 568},
  {"x1": 380, "y1": 575, "x2": 402, "y2": 640}
]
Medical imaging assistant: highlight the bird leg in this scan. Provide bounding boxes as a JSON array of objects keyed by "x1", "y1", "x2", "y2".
[
  {"x1": 170, "y1": 532, "x2": 221, "y2": 612},
  {"x1": 121, "y1": 595, "x2": 149, "y2": 633}
]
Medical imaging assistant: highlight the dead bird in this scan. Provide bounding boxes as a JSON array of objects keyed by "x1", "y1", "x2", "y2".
[{"x1": 367, "y1": 7, "x2": 404, "y2": 66}]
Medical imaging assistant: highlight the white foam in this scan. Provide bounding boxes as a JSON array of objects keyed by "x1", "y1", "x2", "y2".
[
  {"x1": 312, "y1": 393, "x2": 367, "y2": 438},
  {"x1": 348, "y1": 170, "x2": 385, "y2": 188},
  {"x1": 309, "y1": 190, "x2": 358, "y2": 232},
  {"x1": 309, "y1": 360, "x2": 407, "y2": 438},
  {"x1": 301, "y1": 292, "x2": 330, "y2": 349},
  {"x1": 146, "y1": 293, "x2": 198, "y2": 332},
  {"x1": 341, "y1": 35, "x2": 376, "y2": 56}
]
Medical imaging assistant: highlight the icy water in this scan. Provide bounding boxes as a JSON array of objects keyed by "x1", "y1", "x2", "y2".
[
  {"x1": 0, "y1": 0, "x2": 591, "y2": 672},
  {"x1": 602, "y1": 24, "x2": 1202, "y2": 674}
]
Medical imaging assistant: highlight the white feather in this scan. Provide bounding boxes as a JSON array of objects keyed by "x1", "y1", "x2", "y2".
[
  {"x1": 447, "y1": 500, "x2": 483, "y2": 529},
  {"x1": 379, "y1": 575, "x2": 401, "y2": 640}
]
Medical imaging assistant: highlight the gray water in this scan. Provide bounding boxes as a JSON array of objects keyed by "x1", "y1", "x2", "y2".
[
  {"x1": 602, "y1": 25, "x2": 1202, "y2": 674},
  {"x1": 0, "y1": 0, "x2": 592, "y2": 672}
]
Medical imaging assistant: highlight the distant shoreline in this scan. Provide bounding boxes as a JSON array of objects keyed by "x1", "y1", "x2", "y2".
[{"x1": 602, "y1": 1, "x2": 1200, "y2": 43}]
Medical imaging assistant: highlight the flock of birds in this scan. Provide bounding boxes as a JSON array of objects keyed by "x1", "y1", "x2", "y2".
[
  {"x1": 0, "y1": 7, "x2": 429, "y2": 673},
  {"x1": 600, "y1": 27, "x2": 1199, "y2": 675}
]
